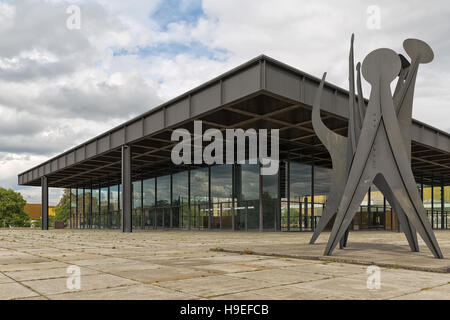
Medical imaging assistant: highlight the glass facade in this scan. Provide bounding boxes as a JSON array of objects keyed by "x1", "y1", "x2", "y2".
[
  {"x1": 211, "y1": 165, "x2": 232, "y2": 230},
  {"x1": 68, "y1": 160, "x2": 450, "y2": 231},
  {"x1": 157, "y1": 175, "x2": 171, "y2": 228},
  {"x1": 190, "y1": 168, "x2": 209, "y2": 229},
  {"x1": 143, "y1": 178, "x2": 155, "y2": 229},
  {"x1": 132, "y1": 181, "x2": 142, "y2": 229},
  {"x1": 172, "y1": 172, "x2": 188, "y2": 229}
]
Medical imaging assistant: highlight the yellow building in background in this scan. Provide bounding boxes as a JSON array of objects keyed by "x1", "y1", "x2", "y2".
[{"x1": 24, "y1": 204, "x2": 56, "y2": 220}]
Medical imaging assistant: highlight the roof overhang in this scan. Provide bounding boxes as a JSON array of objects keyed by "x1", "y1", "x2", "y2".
[{"x1": 18, "y1": 55, "x2": 450, "y2": 188}]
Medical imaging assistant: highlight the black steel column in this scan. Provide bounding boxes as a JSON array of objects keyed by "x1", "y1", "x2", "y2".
[
  {"x1": 441, "y1": 178, "x2": 445, "y2": 229},
  {"x1": 231, "y1": 164, "x2": 235, "y2": 231},
  {"x1": 90, "y1": 183, "x2": 93, "y2": 229},
  {"x1": 208, "y1": 166, "x2": 211, "y2": 230},
  {"x1": 76, "y1": 187, "x2": 79, "y2": 228},
  {"x1": 259, "y1": 161, "x2": 263, "y2": 232},
  {"x1": 154, "y1": 176, "x2": 157, "y2": 229},
  {"x1": 107, "y1": 184, "x2": 111, "y2": 228},
  {"x1": 311, "y1": 159, "x2": 315, "y2": 230},
  {"x1": 122, "y1": 145, "x2": 132, "y2": 233},
  {"x1": 69, "y1": 188, "x2": 72, "y2": 229},
  {"x1": 41, "y1": 176, "x2": 49, "y2": 230},
  {"x1": 141, "y1": 178, "x2": 144, "y2": 229},
  {"x1": 431, "y1": 178, "x2": 434, "y2": 229},
  {"x1": 170, "y1": 173, "x2": 173, "y2": 228},
  {"x1": 82, "y1": 188, "x2": 85, "y2": 229},
  {"x1": 368, "y1": 187, "x2": 372, "y2": 228},
  {"x1": 287, "y1": 156, "x2": 290, "y2": 231},
  {"x1": 187, "y1": 167, "x2": 191, "y2": 230}
]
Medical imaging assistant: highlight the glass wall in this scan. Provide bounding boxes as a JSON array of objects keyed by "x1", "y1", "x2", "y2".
[
  {"x1": 77, "y1": 188, "x2": 84, "y2": 228},
  {"x1": 70, "y1": 188, "x2": 77, "y2": 228},
  {"x1": 92, "y1": 188, "x2": 100, "y2": 228},
  {"x1": 84, "y1": 188, "x2": 91, "y2": 229},
  {"x1": 237, "y1": 164, "x2": 259, "y2": 230},
  {"x1": 262, "y1": 168, "x2": 278, "y2": 231},
  {"x1": 313, "y1": 166, "x2": 331, "y2": 230},
  {"x1": 68, "y1": 162, "x2": 450, "y2": 232},
  {"x1": 157, "y1": 175, "x2": 171, "y2": 228},
  {"x1": 133, "y1": 181, "x2": 142, "y2": 229},
  {"x1": 143, "y1": 178, "x2": 155, "y2": 229},
  {"x1": 110, "y1": 185, "x2": 120, "y2": 229},
  {"x1": 289, "y1": 161, "x2": 312, "y2": 231},
  {"x1": 190, "y1": 168, "x2": 209, "y2": 229},
  {"x1": 100, "y1": 187, "x2": 108, "y2": 229},
  {"x1": 211, "y1": 165, "x2": 232, "y2": 229},
  {"x1": 173, "y1": 171, "x2": 188, "y2": 229}
]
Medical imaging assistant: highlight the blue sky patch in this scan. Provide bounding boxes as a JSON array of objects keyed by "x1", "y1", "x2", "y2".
[{"x1": 151, "y1": 0, "x2": 204, "y2": 31}]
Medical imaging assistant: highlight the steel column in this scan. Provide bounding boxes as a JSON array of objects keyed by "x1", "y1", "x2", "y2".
[
  {"x1": 441, "y1": 178, "x2": 445, "y2": 229},
  {"x1": 121, "y1": 145, "x2": 132, "y2": 233},
  {"x1": 259, "y1": 161, "x2": 263, "y2": 232},
  {"x1": 41, "y1": 176, "x2": 48, "y2": 230}
]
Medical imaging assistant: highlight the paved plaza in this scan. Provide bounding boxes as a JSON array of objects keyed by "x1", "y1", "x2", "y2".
[{"x1": 0, "y1": 229, "x2": 449, "y2": 300}]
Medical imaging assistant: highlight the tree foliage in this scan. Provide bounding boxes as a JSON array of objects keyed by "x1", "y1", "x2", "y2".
[
  {"x1": 54, "y1": 188, "x2": 70, "y2": 224},
  {"x1": 0, "y1": 187, "x2": 29, "y2": 227}
]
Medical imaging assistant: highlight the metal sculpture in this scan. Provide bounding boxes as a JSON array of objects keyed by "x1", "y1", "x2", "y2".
[
  {"x1": 310, "y1": 35, "x2": 443, "y2": 258},
  {"x1": 310, "y1": 35, "x2": 418, "y2": 251}
]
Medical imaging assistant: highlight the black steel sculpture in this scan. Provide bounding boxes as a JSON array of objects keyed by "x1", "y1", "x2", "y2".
[{"x1": 310, "y1": 35, "x2": 443, "y2": 259}]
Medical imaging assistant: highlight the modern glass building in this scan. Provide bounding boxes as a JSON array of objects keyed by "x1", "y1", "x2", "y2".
[{"x1": 18, "y1": 55, "x2": 450, "y2": 232}]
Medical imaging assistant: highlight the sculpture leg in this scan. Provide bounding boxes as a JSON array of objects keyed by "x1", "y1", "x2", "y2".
[
  {"x1": 380, "y1": 156, "x2": 442, "y2": 258},
  {"x1": 309, "y1": 192, "x2": 340, "y2": 244},
  {"x1": 374, "y1": 174, "x2": 419, "y2": 252},
  {"x1": 324, "y1": 168, "x2": 376, "y2": 256}
]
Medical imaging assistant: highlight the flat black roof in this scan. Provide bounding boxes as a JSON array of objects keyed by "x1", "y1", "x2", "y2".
[{"x1": 18, "y1": 55, "x2": 450, "y2": 187}]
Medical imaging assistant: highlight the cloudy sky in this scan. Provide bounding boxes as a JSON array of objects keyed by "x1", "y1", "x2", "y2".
[{"x1": 1, "y1": 0, "x2": 450, "y2": 205}]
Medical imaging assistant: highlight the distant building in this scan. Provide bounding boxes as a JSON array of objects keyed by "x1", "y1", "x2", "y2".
[{"x1": 24, "y1": 204, "x2": 56, "y2": 220}]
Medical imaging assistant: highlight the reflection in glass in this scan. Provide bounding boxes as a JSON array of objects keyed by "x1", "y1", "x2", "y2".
[
  {"x1": 314, "y1": 166, "x2": 331, "y2": 229},
  {"x1": 157, "y1": 175, "x2": 171, "y2": 227},
  {"x1": 173, "y1": 171, "x2": 188, "y2": 228},
  {"x1": 84, "y1": 188, "x2": 91, "y2": 228},
  {"x1": 100, "y1": 187, "x2": 108, "y2": 229},
  {"x1": 236, "y1": 164, "x2": 259, "y2": 230},
  {"x1": 92, "y1": 188, "x2": 100, "y2": 228},
  {"x1": 211, "y1": 165, "x2": 232, "y2": 229},
  {"x1": 190, "y1": 168, "x2": 209, "y2": 229},
  {"x1": 262, "y1": 169, "x2": 278, "y2": 230},
  {"x1": 143, "y1": 178, "x2": 155, "y2": 229},
  {"x1": 133, "y1": 180, "x2": 142, "y2": 229},
  {"x1": 110, "y1": 185, "x2": 119, "y2": 229},
  {"x1": 289, "y1": 161, "x2": 311, "y2": 230},
  {"x1": 77, "y1": 188, "x2": 84, "y2": 228},
  {"x1": 70, "y1": 188, "x2": 77, "y2": 228}
]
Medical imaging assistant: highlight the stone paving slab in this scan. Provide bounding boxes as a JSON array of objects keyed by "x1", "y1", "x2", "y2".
[
  {"x1": 0, "y1": 282, "x2": 39, "y2": 299},
  {"x1": 22, "y1": 273, "x2": 139, "y2": 296},
  {"x1": 157, "y1": 274, "x2": 272, "y2": 298},
  {"x1": 0, "y1": 229, "x2": 449, "y2": 300},
  {"x1": 4, "y1": 266, "x2": 99, "y2": 282},
  {"x1": 390, "y1": 284, "x2": 450, "y2": 300},
  {"x1": 48, "y1": 284, "x2": 200, "y2": 300},
  {"x1": 220, "y1": 231, "x2": 450, "y2": 273}
]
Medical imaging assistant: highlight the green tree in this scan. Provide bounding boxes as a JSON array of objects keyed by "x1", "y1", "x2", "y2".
[
  {"x1": 0, "y1": 187, "x2": 29, "y2": 227},
  {"x1": 54, "y1": 188, "x2": 70, "y2": 225}
]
